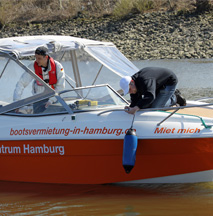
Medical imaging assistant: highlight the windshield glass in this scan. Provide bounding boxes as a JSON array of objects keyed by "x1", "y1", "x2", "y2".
[
  {"x1": 5, "y1": 85, "x2": 128, "y2": 115},
  {"x1": 60, "y1": 85, "x2": 128, "y2": 111}
]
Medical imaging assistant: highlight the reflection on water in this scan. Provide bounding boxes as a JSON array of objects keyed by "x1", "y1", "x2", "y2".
[{"x1": 0, "y1": 181, "x2": 213, "y2": 215}]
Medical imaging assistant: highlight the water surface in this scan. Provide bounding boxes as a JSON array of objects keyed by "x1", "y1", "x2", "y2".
[{"x1": 0, "y1": 181, "x2": 213, "y2": 215}]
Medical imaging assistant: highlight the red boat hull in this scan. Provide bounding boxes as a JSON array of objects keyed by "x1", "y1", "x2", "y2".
[{"x1": 0, "y1": 137, "x2": 213, "y2": 184}]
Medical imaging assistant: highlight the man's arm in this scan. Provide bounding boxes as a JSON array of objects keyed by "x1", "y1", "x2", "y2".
[
  {"x1": 13, "y1": 64, "x2": 34, "y2": 101},
  {"x1": 54, "y1": 61, "x2": 65, "y2": 93},
  {"x1": 131, "y1": 78, "x2": 156, "y2": 109}
]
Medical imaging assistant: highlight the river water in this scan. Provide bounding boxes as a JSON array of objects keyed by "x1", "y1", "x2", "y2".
[
  {"x1": 0, "y1": 59, "x2": 213, "y2": 215},
  {"x1": 0, "y1": 182, "x2": 213, "y2": 215}
]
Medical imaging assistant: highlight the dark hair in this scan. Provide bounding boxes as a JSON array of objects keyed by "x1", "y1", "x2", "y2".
[{"x1": 35, "y1": 46, "x2": 48, "y2": 56}]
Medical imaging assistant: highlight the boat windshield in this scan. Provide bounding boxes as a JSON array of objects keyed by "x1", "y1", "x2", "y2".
[
  {"x1": 59, "y1": 85, "x2": 128, "y2": 112},
  {"x1": 6, "y1": 85, "x2": 128, "y2": 115}
]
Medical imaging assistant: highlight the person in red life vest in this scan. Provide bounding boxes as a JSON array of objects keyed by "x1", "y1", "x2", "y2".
[
  {"x1": 13, "y1": 46, "x2": 65, "y2": 113},
  {"x1": 120, "y1": 67, "x2": 186, "y2": 115}
]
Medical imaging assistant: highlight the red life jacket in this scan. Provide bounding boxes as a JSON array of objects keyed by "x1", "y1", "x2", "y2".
[{"x1": 34, "y1": 57, "x2": 57, "y2": 89}]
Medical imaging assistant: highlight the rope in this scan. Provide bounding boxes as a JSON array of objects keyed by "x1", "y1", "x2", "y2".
[{"x1": 130, "y1": 114, "x2": 136, "y2": 129}]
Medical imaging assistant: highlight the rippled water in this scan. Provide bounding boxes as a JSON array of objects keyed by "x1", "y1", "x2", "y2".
[{"x1": 0, "y1": 182, "x2": 213, "y2": 215}]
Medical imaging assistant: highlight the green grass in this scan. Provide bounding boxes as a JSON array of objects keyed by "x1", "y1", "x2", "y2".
[{"x1": 113, "y1": 0, "x2": 154, "y2": 18}]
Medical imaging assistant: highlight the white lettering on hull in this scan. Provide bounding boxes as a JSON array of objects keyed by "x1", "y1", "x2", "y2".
[
  {"x1": 0, "y1": 144, "x2": 65, "y2": 155},
  {"x1": 23, "y1": 144, "x2": 64, "y2": 155}
]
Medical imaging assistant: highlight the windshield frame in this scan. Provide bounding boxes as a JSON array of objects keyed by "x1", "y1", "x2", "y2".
[{"x1": 3, "y1": 84, "x2": 129, "y2": 116}]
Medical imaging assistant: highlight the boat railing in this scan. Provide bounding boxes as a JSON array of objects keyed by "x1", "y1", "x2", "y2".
[
  {"x1": 98, "y1": 102, "x2": 213, "y2": 115},
  {"x1": 195, "y1": 97, "x2": 213, "y2": 102},
  {"x1": 98, "y1": 102, "x2": 213, "y2": 127}
]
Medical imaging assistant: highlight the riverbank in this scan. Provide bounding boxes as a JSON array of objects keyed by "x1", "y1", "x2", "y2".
[{"x1": 0, "y1": 11, "x2": 212, "y2": 60}]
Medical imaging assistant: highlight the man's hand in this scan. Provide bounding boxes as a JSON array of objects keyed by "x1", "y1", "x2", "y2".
[
  {"x1": 45, "y1": 101, "x2": 52, "y2": 108},
  {"x1": 125, "y1": 106, "x2": 140, "y2": 114}
]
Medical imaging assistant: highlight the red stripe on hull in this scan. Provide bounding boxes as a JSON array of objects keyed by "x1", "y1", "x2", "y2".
[{"x1": 0, "y1": 137, "x2": 213, "y2": 184}]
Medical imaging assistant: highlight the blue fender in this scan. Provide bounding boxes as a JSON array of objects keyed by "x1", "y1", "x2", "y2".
[{"x1": 122, "y1": 128, "x2": 138, "y2": 174}]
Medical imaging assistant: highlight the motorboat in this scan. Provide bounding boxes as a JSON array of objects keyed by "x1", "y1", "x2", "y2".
[{"x1": 0, "y1": 35, "x2": 213, "y2": 184}]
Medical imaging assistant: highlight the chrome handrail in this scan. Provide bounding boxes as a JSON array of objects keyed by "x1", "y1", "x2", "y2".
[{"x1": 97, "y1": 102, "x2": 213, "y2": 116}]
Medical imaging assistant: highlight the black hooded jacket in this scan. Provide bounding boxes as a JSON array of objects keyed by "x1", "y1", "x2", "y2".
[{"x1": 130, "y1": 67, "x2": 178, "y2": 109}]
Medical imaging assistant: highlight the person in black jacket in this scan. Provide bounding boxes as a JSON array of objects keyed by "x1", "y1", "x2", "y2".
[{"x1": 120, "y1": 67, "x2": 186, "y2": 114}]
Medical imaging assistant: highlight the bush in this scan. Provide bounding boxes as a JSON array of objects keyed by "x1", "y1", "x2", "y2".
[
  {"x1": 133, "y1": 0, "x2": 154, "y2": 13},
  {"x1": 195, "y1": 0, "x2": 212, "y2": 12},
  {"x1": 0, "y1": 0, "x2": 16, "y2": 27},
  {"x1": 113, "y1": 0, "x2": 134, "y2": 18},
  {"x1": 79, "y1": 0, "x2": 117, "y2": 17},
  {"x1": 0, "y1": 0, "x2": 117, "y2": 26},
  {"x1": 113, "y1": 0, "x2": 154, "y2": 18}
]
